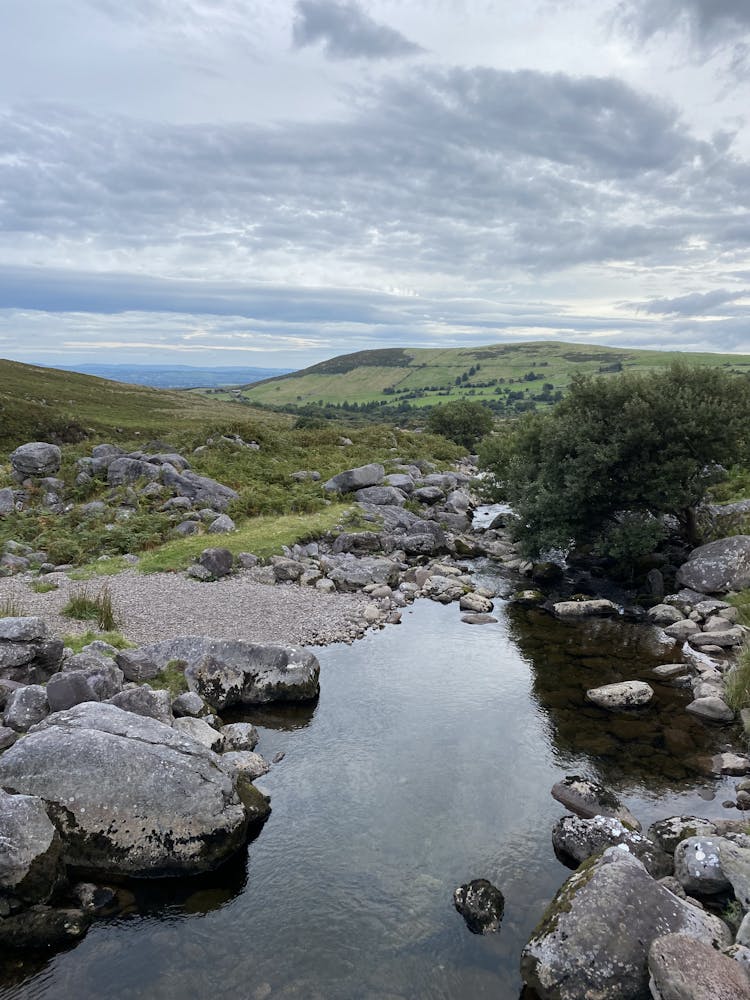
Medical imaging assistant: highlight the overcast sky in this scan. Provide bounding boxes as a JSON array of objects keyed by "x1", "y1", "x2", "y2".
[{"x1": 1, "y1": 0, "x2": 749, "y2": 369}]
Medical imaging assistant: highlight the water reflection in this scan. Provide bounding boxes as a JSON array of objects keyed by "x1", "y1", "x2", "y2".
[{"x1": 508, "y1": 606, "x2": 730, "y2": 789}]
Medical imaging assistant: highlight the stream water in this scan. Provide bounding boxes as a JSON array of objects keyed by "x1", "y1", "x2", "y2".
[{"x1": 0, "y1": 586, "x2": 740, "y2": 1000}]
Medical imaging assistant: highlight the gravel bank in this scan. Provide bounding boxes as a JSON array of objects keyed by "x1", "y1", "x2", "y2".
[{"x1": 0, "y1": 570, "x2": 373, "y2": 647}]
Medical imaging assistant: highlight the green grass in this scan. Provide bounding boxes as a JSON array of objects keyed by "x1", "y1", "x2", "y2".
[
  {"x1": 61, "y1": 630, "x2": 134, "y2": 654},
  {"x1": 30, "y1": 580, "x2": 58, "y2": 593},
  {"x1": 61, "y1": 585, "x2": 118, "y2": 630},
  {"x1": 725, "y1": 645, "x2": 750, "y2": 713},
  {"x1": 727, "y1": 590, "x2": 750, "y2": 628},
  {"x1": 136, "y1": 505, "x2": 357, "y2": 573},
  {"x1": 68, "y1": 557, "x2": 131, "y2": 580},
  {"x1": 0, "y1": 595, "x2": 25, "y2": 617},
  {"x1": 149, "y1": 659, "x2": 189, "y2": 697}
]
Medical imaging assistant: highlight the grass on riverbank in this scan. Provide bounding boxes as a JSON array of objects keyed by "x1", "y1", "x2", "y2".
[
  {"x1": 725, "y1": 646, "x2": 750, "y2": 713},
  {"x1": 135, "y1": 504, "x2": 359, "y2": 573},
  {"x1": 61, "y1": 630, "x2": 134, "y2": 653}
]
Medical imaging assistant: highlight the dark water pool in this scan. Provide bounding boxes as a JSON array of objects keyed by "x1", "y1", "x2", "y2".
[{"x1": 0, "y1": 598, "x2": 739, "y2": 1000}]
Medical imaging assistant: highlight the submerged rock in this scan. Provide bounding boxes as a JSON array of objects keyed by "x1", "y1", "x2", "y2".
[
  {"x1": 0, "y1": 905, "x2": 91, "y2": 949},
  {"x1": 453, "y1": 879, "x2": 504, "y2": 934},
  {"x1": 586, "y1": 680, "x2": 654, "y2": 711}
]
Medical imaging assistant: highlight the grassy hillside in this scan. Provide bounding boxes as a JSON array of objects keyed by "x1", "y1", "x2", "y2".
[
  {"x1": 230, "y1": 342, "x2": 750, "y2": 414},
  {"x1": 0, "y1": 358, "x2": 289, "y2": 450}
]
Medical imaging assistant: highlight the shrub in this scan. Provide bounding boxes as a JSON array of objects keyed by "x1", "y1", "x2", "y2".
[{"x1": 426, "y1": 400, "x2": 494, "y2": 450}]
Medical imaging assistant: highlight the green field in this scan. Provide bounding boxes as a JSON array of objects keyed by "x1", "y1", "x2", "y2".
[{"x1": 230, "y1": 342, "x2": 750, "y2": 413}]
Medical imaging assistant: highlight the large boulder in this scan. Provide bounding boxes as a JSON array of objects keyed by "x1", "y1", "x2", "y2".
[
  {"x1": 159, "y1": 464, "x2": 238, "y2": 511},
  {"x1": 137, "y1": 638, "x2": 320, "y2": 709},
  {"x1": 0, "y1": 703, "x2": 250, "y2": 876},
  {"x1": 354, "y1": 486, "x2": 406, "y2": 506},
  {"x1": 676, "y1": 536, "x2": 750, "y2": 594},
  {"x1": 520, "y1": 848, "x2": 731, "y2": 1000},
  {"x1": 3, "y1": 685, "x2": 49, "y2": 732},
  {"x1": 324, "y1": 463, "x2": 385, "y2": 494},
  {"x1": 324, "y1": 554, "x2": 400, "y2": 592},
  {"x1": 10, "y1": 443, "x2": 61, "y2": 480},
  {"x1": 648, "y1": 933, "x2": 750, "y2": 1000},
  {"x1": 0, "y1": 790, "x2": 64, "y2": 906},
  {"x1": 106, "y1": 457, "x2": 160, "y2": 486}
]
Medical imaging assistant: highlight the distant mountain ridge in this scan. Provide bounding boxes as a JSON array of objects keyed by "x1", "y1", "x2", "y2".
[
  {"x1": 57, "y1": 364, "x2": 293, "y2": 389},
  {"x1": 237, "y1": 341, "x2": 750, "y2": 414}
]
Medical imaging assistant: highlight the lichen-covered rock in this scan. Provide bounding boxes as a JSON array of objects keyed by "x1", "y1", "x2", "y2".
[
  {"x1": 324, "y1": 463, "x2": 384, "y2": 494},
  {"x1": 3, "y1": 685, "x2": 48, "y2": 732},
  {"x1": 551, "y1": 775, "x2": 641, "y2": 830},
  {"x1": 648, "y1": 933, "x2": 750, "y2": 1000},
  {"x1": 10, "y1": 443, "x2": 61, "y2": 480},
  {"x1": 0, "y1": 790, "x2": 63, "y2": 906},
  {"x1": 677, "y1": 536, "x2": 750, "y2": 594},
  {"x1": 172, "y1": 716, "x2": 224, "y2": 752},
  {"x1": 114, "y1": 648, "x2": 161, "y2": 682},
  {"x1": 220, "y1": 750, "x2": 269, "y2": 782},
  {"x1": 553, "y1": 599, "x2": 620, "y2": 618},
  {"x1": 673, "y1": 837, "x2": 730, "y2": 896},
  {"x1": 220, "y1": 722, "x2": 259, "y2": 752},
  {"x1": 108, "y1": 686, "x2": 173, "y2": 725},
  {"x1": 0, "y1": 703, "x2": 249, "y2": 876},
  {"x1": 520, "y1": 848, "x2": 731, "y2": 1000},
  {"x1": 552, "y1": 814, "x2": 672, "y2": 877},
  {"x1": 138, "y1": 637, "x2": 320, "y2": 709},
  {"x1": 648, "y1": 816, "x2": 718, "y2": 856},
  {"x1": 453, "y1": 879, "x2": 505, "y2": 934}
]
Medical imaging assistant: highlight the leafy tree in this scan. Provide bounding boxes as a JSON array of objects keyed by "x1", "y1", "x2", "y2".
[
  {"x1": 427, "y1": 399, "x2": 495, "y2": 450},
  {"x1": 478, "y1": 365, "x2": 750, "y2": 558}
]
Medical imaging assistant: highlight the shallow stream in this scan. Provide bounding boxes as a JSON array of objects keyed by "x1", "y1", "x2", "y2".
[{"x1": 0, "y1": 590, "x2": 740, "y2": 999}]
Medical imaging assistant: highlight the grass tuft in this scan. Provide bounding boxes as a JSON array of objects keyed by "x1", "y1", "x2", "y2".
[
  {"x1": 149, "y1": 659, "x2": 189, "y2": 697},
  {"x1": 61, "y1": 585, "x2": 118, "y2": 631},
  {"x1": 62, "y1": 630, "x2": 134, "y2": 654},
  {"x1": 30, "y1": 580, "x2": 58, "y2": 594},
  {"x1": 0, "y1": 595, "x2": 25, "y2": 617},
  {"x1": 725, "y1": 645, "x2": 750, "y2": 713}
]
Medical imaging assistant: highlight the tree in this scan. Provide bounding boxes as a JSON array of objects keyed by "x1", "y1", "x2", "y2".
[
  {"x1": 478, "y1": 365, "x2": 750, "y2": 558},
  {"x1": 427, "y1": 399, "x2": 495, "y2": 450}
]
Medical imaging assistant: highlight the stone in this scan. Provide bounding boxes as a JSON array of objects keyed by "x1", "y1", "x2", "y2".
[
  {"x1": 236, "y1": 552, "x2": 258, "y2": 569},
  {"x1": 677, "y1": 536, "x2": 750, "y2": 594},
  {"x1": 139, "y1": 637, "x2": 320, "y2": 709},
  {"x1": 686, "y1": 697, "x2": 734, "y2": 723},
  {"x1": 0, "y1": 726, "x2": 17, "y2": 751},
  {"x1": 62, "y1": 654, "x2": 123, "y2": 700},
  {"x1": 552, "y1": 599, "x2": 620, "y2": 618},
  {"x1": 0, "y1": 617, "x2": 47, "y2": 642},
  {"x1": 384, "y1": 473, "x2": 413, "y2": 492},
  {"x1": 552, "y1": 814, "x2": 672, "y2": 878},
  {"x1": 109, "y1": 687, "x2": 173, "y2": 725},
  {"x1": 107, "y1": 457, "x2": 160, "y2": 486},
  {"x1": 0, "y1": 488, "x2": 16, "y2": 515},
  {"x1": 586, "y1": 680, "x2": 654, "y2": 710},
  {"x1": 197, "y1": 547, "x2": 234, "y2": 579},
  {"x1": 160, "y1": 464, "x2": 238, "y2": 511},
  {"x1": 325, "y1": 555, "x2": 400, "y2": 592},
  {"x1": 220, "y1": 722, "x2": 259, "y2": 752},
  {"x1": 412, "y1": 485, "x2": 445, "y2": 504},
  {"x1": 173, "y1": 520, "x2": 201, "y2": 537},
  {"x1": 173, "y1": 716, "x2": 224, "y2": 752},
  {"x1": 331, "y1": 531, "x2": 383, "y2": 555},
  {"x1": 45, "y1": 671, "x2": 98, "y2": 713},
  {"x1": 461, "y1": 613, "x2": 498, "y2": 625},
  {"x1": 0, "y1": 703, "x2": 249, "y2": 876},
  {"x1": 187, "y1": 564, "x2": 213, "y2": 581},
  {"x1": 272, "y1": 557, "x2": 305, "y2": 582},
  {"x1": 172, "y1": 691, "x2": 207, "y2": 718},
  {"x1": 453, "y1": 879, "x2": 504, "y2": 934},
  {"x1": 520, "y1": 848, "x2": 732, "y2": 1000},
  {"x1": 652, "y1": 663, "x2": 690, "y2": 679},
  {"x1": 664, "y1": 619, "x2": 702, "y2": 640},
  {"x1": 674, "y1": 837, "x2": 730, "y2": 895},
  {"x1": 324, "y1": 463, "x2": 385, "y2": 494},
  {"x1": 114, "y1": 648, "x2": 161, "y2": 682},
  {"x1": 648, "y1": 932, "x2": 750, "y2": 1000},
  {"x1": 551, "y1": 775, "x2": 641, "y2": 830},
  {"x1": 354, "y1": 486, "x2": 406, "y2": 505},
  {"x1": 712, "y1": 752, "x2": 750, "y2": 775},
  {"x1": 220, "y1": 750, "x2": 270, "y2": 782},
  {"x1": 689, "y1": 628, "x2": 744, "y2": 649},
  {"x1": 0, "y1": 789, "x2": 63, "y2": 905},
  {"x1": 209, "y1": 514, "x2": 236, "y2": 534},
  {"x1": 459, "y1": 592, "x2": 494, "y2": 614},
  {"x1": 3, "y1": 685, "x2": 48, "y2": 732},
  {"x1": 648, "y1": 604, "x2": 686, "y2": 626},
  {"x1": 10, "y1": 443, "x2": 61, "y2": 480},
  {"x1": 0, "y1": 905, "x2": 91, "y2": 948}
]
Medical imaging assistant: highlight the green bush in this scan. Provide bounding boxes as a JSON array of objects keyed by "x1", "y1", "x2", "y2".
[{"x1": 426, "y1": 400, "x2": 494, "y2": 450}]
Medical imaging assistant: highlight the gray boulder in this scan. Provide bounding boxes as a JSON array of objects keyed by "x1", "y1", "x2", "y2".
[
  {"x1": 553, "y1": 599, "x2": 620, "y2": 618},
  {"x1": 172, "y1": 716, "x2": 224, "y2": 752},
  {"x1": 674, "y1": 837, "x2": 731, "y2": 895},
  {"x1": 160, "y1": 464, "x2": 238, "y2": 511},
  {"x1": 331, "y1": 531, "x2": 383, "y2": 555},
  {"x1": 453, "y1": 879, "x2": 504, "y2": 934},
  {"x1": 172, "y1": 691, "x2": 207, "y2": 718},
  {"x1": 0, "y1": 487, "x2": 16, "y2": 515},
  {"x1": 551, "y1": 775, "x2": 641, "y2": 830},
  {"x1": 62, "y1": 654, "x2": 123, "y2": 700},
  {"x1": 586, "y1": 680, "x2": 654, "y2": 710},
  {"x1": 107, "y1": 457, "x2": 160, "y2": 486},
  {"x1": 197, "y1": 547, "x2": 234, "y2": 579},
  {"x1": 384, "y1": 473, "x2": 414, "y2": 492},
  {"x1": 648, "y1": 817, "x2": 718, "y2": 855},
  {"x1": 648, "y1": 932, "x2": 750, "y2": 1000},
  {"x1": 412, "y1": 485, "x2": 445, "y2": 504},
  {"x1": 520, "y1": 848, "x2": 732, "y2": 1000},
  {"x1": 648, "y1": 604, "x2": 686, "y2": 626},
  {"x1": 0, "y1": 790, "x2": 63, "y2": 906},
  {"x1": 114, "y1": 648, "x2": 161, "y2": 682},
  {"x1": 209, "y1": 514, "x2": 236, "y2": 534},
  {"x1": 10, "y1": 443, "x2": 61, "y2": 480},
  {"x1": 324, "y1": 463, "x2": 384, "y2": 494},
  {"x1": 354, "y1": 486, "x2": 406, "y2": 506},
  {"x1": 46, "y1": 671, "x2": 98, "y2": 713},
  {"x1": 137, "y1": 637, "x2": 320, "y2": 709},
  {"x1": 686, "y1": 696, "x2": 734, "y2": 723},
  {"x1": 325, "y1": 554, "x2": 400, "y2": 592},
  {"x1": 3, "y1": 685, "x2": 48, "y2": 732},
  {"x1": 677, "y1": 536, "x2": 750, "y2": 594},
  {"x1": 552, "y1": 814, "x2": 672, "y2": 877},
  {"x1": 109, "y1": 686, "x2": 173, "y2": 725},
  {"x1": 0, "y1": 618, "x2": 47, "y2": 643},
  {"x1": 220, "y1": 750, "x2": 269, "y2": 782},
  {"x1": 0, "y1": 703, "x2": 250, "y2": 876},
  {"x1": 220, "y1": 722, "x2": 259, "y2": 752},
  {"x1": 459, "y1": 592, "x2": 494, "y2": 614}
]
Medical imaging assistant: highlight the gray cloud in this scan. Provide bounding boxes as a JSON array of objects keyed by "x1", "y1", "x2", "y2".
[
  {"x1": 292, "y1": 0, "x2": 424, "y2": 59},
  {"x1": 635, "y1": 288, "x2": 749, "y2": 316}
]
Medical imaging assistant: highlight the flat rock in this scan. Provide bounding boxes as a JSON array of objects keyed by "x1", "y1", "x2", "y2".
[
  {"x1": 0, "y1": 703, "x2": 249, "y2": 876},
  {"x1": 553, "y1": 599, "x2": 620, "y2": 619},
  {"x1": 648, "y1": 932, "x2": 750, "y2": 1000},
  {"x1": 686, "y1": 696, "x2": 734, "y2": 723},
  {"x1": 586, "y1": 680, "x2": 654, "y2": 710},
  {"x1": 461, "y1": 613, "x2": 498, "y2": 625},
  {"x1": 324, "y1": 463, "x2": 384, "y2": 494},
  {"x1": 0, "y1": 905, "x2": 91, "y2": 949}
]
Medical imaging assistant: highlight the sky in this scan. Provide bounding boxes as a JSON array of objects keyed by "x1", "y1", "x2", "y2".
[{"x1": 1, "y1": 0, "x2": 750, "y2": 370}]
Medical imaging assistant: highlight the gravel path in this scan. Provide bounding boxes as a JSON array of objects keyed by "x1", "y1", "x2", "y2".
[{"x1": 0, "y1": 570, "x2": 373, "y2": 647}]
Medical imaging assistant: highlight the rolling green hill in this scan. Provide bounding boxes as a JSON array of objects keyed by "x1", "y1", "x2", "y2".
[
  {"x1": 0, "y1": 358, "x2": 290, "y2": 451},
  {"x1": 231, "y1": 342, "x2": 750, "y2": 415}
]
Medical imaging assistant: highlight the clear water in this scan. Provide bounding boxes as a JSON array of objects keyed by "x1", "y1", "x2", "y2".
[{"x1": 0, "y1": 597, "x2": 737, "y2": 1000}]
